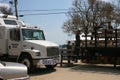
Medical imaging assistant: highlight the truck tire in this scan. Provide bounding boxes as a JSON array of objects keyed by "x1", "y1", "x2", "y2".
[
  {"x1": 45, "y1": 64, "x2": 57, "y2": 69},
  {"x1": 18, "y1": 54, "x2": 34, "y2": 73}
]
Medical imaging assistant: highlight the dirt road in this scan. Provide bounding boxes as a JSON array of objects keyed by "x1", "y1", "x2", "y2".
[{"x1": 30, "y1": 61, "x2": 120, "y2": 80}]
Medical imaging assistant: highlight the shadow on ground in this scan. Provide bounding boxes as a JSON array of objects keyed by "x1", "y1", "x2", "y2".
[
  {"x1": 59, "y1": 62, "x2": 120, "y2": 75},
  {"x1": 30, "y1": 67, "x2": 56, "y2": 76},
  {"x1": 30, "y1": 62, "x2": 120, "y2": 76}
]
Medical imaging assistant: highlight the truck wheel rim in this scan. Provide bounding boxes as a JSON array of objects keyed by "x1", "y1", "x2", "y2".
[{"x1": 22, "y1": 59, "x2": 30, "y2": 68}]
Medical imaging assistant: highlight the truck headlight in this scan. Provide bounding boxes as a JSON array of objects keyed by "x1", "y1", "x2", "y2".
[{"x1": 36, "y1": 52, "x2": 41, "y2": 56}]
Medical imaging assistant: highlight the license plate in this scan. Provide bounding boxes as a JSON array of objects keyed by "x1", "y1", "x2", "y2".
[{"x1": 41, "y1": 59, "x2": 57, "y2": 65}]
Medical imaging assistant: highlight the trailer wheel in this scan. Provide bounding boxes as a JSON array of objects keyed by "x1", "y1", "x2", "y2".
[
  {"x1": 18, "y1": 54, "x2": 34, "y2": 73},
  {"x1": 45, "y1": 64, "x2": 57, "y2": 69}
]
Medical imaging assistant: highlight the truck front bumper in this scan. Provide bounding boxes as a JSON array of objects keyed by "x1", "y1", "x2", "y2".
[
  {"x1": 40, "y1": 58, "x2": 59, "y2": 65},
  {"x1": 33, "y1": 57, "x2": 60, "y2": 67}
]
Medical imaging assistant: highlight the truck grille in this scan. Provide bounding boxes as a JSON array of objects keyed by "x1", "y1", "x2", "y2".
[{"x1": 47, "y1": 47, "x2": 59, "y2": 57}]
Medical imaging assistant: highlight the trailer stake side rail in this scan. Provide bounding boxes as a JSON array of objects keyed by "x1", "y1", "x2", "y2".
[{"x1": 81, "y1": 29, "x2": 120, "y2": 67}]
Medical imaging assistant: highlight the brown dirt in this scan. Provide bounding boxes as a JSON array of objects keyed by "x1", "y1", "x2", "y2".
[{"x1": 30, "y1": 60, "x2": 120, "y2": 80}]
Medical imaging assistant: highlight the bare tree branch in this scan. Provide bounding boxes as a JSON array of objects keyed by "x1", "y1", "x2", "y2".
[{"x1": 62, "y1": 0, "x2": 120, "y2": 35}]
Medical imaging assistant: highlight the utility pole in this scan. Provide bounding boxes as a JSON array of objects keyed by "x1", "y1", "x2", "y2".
[{"x1": 14, "y1": 0, "x2": 18, "y2": 20}]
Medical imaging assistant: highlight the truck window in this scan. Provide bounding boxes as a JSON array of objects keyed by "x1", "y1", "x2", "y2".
[
  {"x1": 10, "y1": 29, "x2": 20, "y2": 41},
  {"x1": 4, "y1": 20, "x2": 17, "y2": 25},
  {"x1": 22, "y1": 29, "x2": 45, "y2": 40}
]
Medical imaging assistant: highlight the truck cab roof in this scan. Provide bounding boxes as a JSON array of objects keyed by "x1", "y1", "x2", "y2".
[
  {"x1": 0, "y1": 14, "x2": 18, "y2": 28},
  {"x1": 0, "y1": 14, "x2": 17, "y2": 19},
  {"x1": 0, "y1": 14, "x2": 40, "y2": 30}
]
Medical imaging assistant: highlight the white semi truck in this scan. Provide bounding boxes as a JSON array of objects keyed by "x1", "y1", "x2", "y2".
[{"x1": 0, "y1": 14, "x2": 60, "y2": 72}]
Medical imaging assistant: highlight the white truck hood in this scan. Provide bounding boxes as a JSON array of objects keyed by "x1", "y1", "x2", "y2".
[{"x1": 24, "y1": 40, "x2": 59, "y2": 47}]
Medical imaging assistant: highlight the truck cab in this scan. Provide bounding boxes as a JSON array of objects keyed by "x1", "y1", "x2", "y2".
[{"x1": 0, "y1": 14, "x2": 60, "y2": 72}]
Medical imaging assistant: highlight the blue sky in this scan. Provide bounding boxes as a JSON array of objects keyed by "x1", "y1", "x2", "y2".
[{"x1": 17, "y1": 0, "x2": 73, "y2": 45}]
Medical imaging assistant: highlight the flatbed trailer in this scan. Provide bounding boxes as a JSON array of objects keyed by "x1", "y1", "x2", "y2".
[{"x1": 81, "y1": 28, "x2": 120, "y2": 67}]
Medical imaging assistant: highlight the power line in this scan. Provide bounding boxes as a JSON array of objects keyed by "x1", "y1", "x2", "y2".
[
  {"x1": 18, "y1": 9, "x2": 69, "y2": 17},
  {"x1": 19, "y1": 12, "x2": 67, "y2": 17},
  {"x1": 18, "y1": 9, "x2": 69, "y2": 12}
]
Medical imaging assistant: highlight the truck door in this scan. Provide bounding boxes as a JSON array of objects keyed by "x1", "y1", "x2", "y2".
[{"x1": 8, "y1": 29, "x2": 21, "y2": 57}]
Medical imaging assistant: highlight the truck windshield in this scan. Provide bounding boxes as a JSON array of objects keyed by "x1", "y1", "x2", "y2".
[{"x1": 22, "y1": 29, "x2": 45, "y2": 40}]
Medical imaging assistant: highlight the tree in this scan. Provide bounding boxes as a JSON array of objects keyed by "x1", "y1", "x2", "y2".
[{"x1": 62, "y1": 0, "x2": 120, "y2": 35}]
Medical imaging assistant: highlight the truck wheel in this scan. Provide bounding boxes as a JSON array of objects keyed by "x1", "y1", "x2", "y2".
[
  {"x1": 45, "y1": 64, "x2": 57, "y2": 69},
  {"x1": 18, "y1": 54, "x2": 34, "y2": 73},
  {"x1": 0, "y1": 78, "x2": 3, "y2": 80}
]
